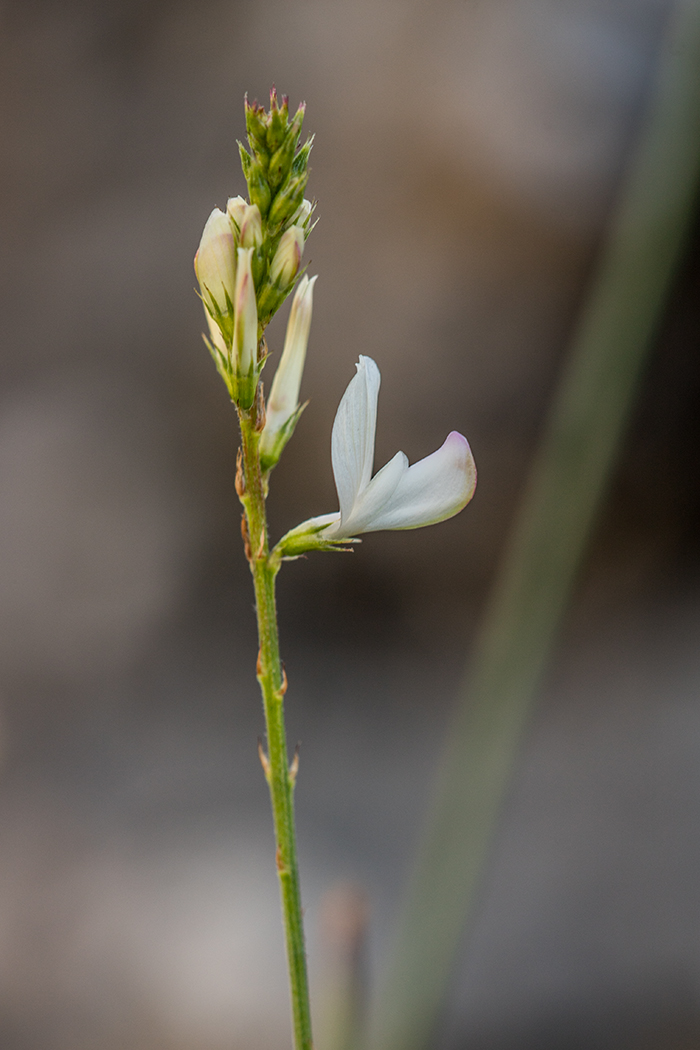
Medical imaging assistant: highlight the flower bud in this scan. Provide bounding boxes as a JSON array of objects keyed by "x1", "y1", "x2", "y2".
[
  {"x1": 226, "y1": 196, "x2": 248, "y2": 238},
  {"x1": 194, "y1": 208, "x2": 236, "y2": 323},
  {"x1": 238, "y1": 143, "x2": 272, "y2": 217},
  {"x1": 244, "y1": 95, "x2": 270, "y2": 158},
  {"x1": 260, "y1": 275, "x2": 316, "y2": 468},
  {"x1": 267, "y1": 170, "x2": 308, "y2": 228},
  {"x1": 291, "y1": 198, "x2": 313, "y2": 228},
  {"x1": 266, "y1": 87, "x2": 294, "y2": 152},
  {"x1": 270, "y1": 226, "x2": 304, "y2": 287},
  {"x1": 268, "y1": 121, "x2": 302, "y2": 190},
  {"x1": 232, "y1": 247, "x2": 258, "y2": 378},
  {"x1": 238, "y1": 203, "x2": 263, "y2": 248}
]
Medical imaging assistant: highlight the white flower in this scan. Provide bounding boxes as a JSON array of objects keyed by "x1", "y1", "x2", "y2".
[
  {"x1": 303, "y1": 356, "x2": 476, "y2": 539},
  {"x1": 260, "y1": 275, "x2": 317, "y2": 467}
]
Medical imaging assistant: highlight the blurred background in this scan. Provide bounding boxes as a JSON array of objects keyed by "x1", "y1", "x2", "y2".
[{"x1": 1, "y1": 0, "x2": 699, "y2": 1047}]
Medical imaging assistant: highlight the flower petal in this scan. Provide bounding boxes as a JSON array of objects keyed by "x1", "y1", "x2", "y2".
[
  {"x1": 331, "y1": 450, "x2": 407, "y2": 536},
  {"x1": 293, "y1": 512, "x2": 342, "y2": 533},
  {"x1": 232, "y1": 247, "x2": 258, "y2": 374},
  {"x1": 331, "y1": 356, "x2": 381, "y2": 524},
  {"x1": 360, "y1": 431, "x2": 476, "y2": 532},
  {"x1": 265, "y1": 276, "x2": 316, "y2": 429},
  {"x1": 194, "y1": 208, "x2": 236, "y2": 315}
]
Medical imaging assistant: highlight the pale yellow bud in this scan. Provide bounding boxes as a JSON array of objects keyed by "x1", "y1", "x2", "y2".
[
  {"x1": 194, "y1": 208, "x2": 236, "y2": 319},
  {"x1": 238, "y1": 203, "x2": 263, "y2": 248},
  {"x1": 232, "y1": 247, "x2": 258, "y2": 375},
  {"x1": 226, "y1": 195, "x2": 248, "y2": 236},
  {"x1": 291, "y1": 198, "x2": 313, "y2": 227},
  {"x1": 260, "y1": 275, "x2": 316, "y2": 467},
  {"x1": 270, "y1": 226, "x2": 304, "y2": 286}
]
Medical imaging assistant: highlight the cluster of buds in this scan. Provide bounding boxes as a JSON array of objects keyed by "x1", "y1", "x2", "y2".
[{"x1": 195, "y1": 89, "x2": 315, "y2": 412}]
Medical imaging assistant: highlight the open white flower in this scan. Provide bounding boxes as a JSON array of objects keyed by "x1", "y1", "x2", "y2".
[{"x1": 293, "y1": 356, "x2": 476, "y2": 543}]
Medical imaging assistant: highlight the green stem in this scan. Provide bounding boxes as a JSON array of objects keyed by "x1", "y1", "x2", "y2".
[{"x1": 237, "y1": 401, "x2": 313, "y2": 1050}]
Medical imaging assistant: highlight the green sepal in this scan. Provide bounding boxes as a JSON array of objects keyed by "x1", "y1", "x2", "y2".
[
  {"x1": 238, "y1": 142, "x2": 272, "y2": 216},
  {"x1": 260, "y1": 400, "x2": 308, "y2": 474},
  {"x1": 202, "y1": 330, "x2": 266, "y2": 410},
  {"x1": 200, "y1": 286, "x2": 234, "y2": 347},
  {"x1": 237, "y1": 141, "x2": 252, "y2": 179},
  {"x1": 257, "y1": 261, "x2": 309, "y2": 329},
  {"x1": 256, "y1": 281, "x2": 287, "y2": 326},
  {"x1": 244, "y1": 96, "x2": 270, "y2": 161},
  {"x1": 268, "y1": 171, "x2": 308, "y2": 228},
  {"x1": 266, "y1": 90, "x2": 293, "y2": 152},
  {"x1": 292, "y1": 136, "x2": 313, "y2": 176},
  {"x1": 268, "y1": 127, "x2": 301, "y2": 191},
  {"x1": 272, "y1": 519, "x2": 360, "y2": 562},
  {"x1": 234, "y1": 369, "x2": 258, "y2": 410},
  {"x1": 250, "y1": 246, "x2": 267, "y2": 292},
  {"x1": 202, "y1": 332, "x2": 235, "y2": 400}
]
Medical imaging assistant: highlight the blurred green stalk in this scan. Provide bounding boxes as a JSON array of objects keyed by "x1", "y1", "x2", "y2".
[{"x1": 370, "y1": 2, "x2": 700, "y2": 1049}]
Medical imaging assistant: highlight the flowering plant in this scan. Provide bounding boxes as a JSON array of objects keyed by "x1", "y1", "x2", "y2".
[{"x1": 194, "y1": 90, "x2": 476, "y2": 1050}]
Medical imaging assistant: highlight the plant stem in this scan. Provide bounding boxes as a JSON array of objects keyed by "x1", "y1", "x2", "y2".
[{"x1": 237, "y1": 400, "x2": 313, "y2": 1050}]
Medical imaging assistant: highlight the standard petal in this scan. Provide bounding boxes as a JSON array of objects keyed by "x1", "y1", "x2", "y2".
[
  {"x1": 333, "y1": 450, "x2": 407, "y2": 536},
  {"x1": 194, "y1": 208, "x2": 236, "y2": 314},
  {"x1": 264, "y1": 275, "x2": 316, "y2": 433},
  {"x1": 232, "y1": 247, "x2": 258, "y2": 374},
  {"x1": 360, "y1": 431, "x2": 476, "y2": 532},
  {"x1": 331, "y1": 356, "x2": 381, "y2": 523}
]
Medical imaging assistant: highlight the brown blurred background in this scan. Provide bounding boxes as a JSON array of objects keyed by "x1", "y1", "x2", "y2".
[{"x1": 0, "y1": 0, "x2": 699, "y2": 1047}]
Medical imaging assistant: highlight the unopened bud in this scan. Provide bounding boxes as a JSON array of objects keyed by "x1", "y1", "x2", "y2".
[
  {"x1": 244, "y1": 95, "x2": 270, "y2": 158},
  {"x1": 266, "y1": 88, "x2": 293, "y2": 152},
  {"x1": 291, "y1": 198, "x2": 313, "y2": 228},
  {"x1": 194, "y1": 208, "x2": 236, "y2": 323},
  {"x1": 238, "y1": 203, "x2": 263, "y2": 248},
  {"x1": 227, "y1": 196, "x2": 248, "y2": 237},
  {"x1": 232, "y1": 247, "x2": 258, "y2": 378},
  {"x1": 239, "y1": 143, "x2": 272, "y2": 217},
  {"x1": 260, "y1": 275, "x2": 316, "y2": 469},
  {"x1": 267, "y1": 170, "x2": 308, "y2": 228},
  {"x1": 268, "y1": 120, "x2": 302, "y2": 190},
  {"x1": 270, "y1": 226, "x2": 304, "y2": 287}
]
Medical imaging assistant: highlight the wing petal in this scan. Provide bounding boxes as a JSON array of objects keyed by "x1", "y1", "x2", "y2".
[
  {"x1": 361, "y1": 432, "x2": 476, "y2": 532},
  {"x1": 337, "y1": 450, "x2": 408, "y2": 536}
]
